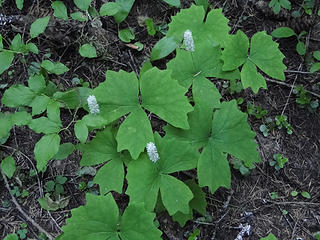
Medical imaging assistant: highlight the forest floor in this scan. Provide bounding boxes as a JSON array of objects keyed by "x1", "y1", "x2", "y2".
[{"x1": 0, "y1": 0, "x2": 320, "y2": 239}]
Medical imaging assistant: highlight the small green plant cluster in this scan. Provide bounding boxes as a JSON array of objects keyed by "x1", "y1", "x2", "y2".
[
  {"x1": 271, "y1": 27, "x2": 307, "y2": 56},
  {"x1": 260, "y1": 114, "x2": 293, "y2": 136},
  {"x1": 0, "y1": 1, "x2": 289, "y2": 239},
  {"x1": 270, "y1": 153, "x2": 288, "y2": 170},
  {"x1": 247, "y1": 102, "x2": 268, "y2": 119},
  {"x1": 269, "y1": 0, "x2": 291, "y2": 15},
  {"x1": 293, "y1": 84, "x2": 319, "y2": 111}
]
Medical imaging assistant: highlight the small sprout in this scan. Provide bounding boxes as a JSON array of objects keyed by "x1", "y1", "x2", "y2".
[
  {"x1": 290, "y1": 190, "x2": 299, "y2": 197},
  {"x1": 282, "y1": 209, "x2": 288, "y2": 215},
  {"x1": 270, "y1": 154, "x2": 288, "y2": 171},
  {"x1": 270, "y1": 192, "x2": 278, "y2": 199},
  {"x1": 301, "y1": 191, "x2": 311, "y2": 199}
]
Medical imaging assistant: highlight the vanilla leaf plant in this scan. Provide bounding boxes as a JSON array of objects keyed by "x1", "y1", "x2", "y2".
[{"x1": 81, "y1": 67, "x2": 193, "y2": 159}]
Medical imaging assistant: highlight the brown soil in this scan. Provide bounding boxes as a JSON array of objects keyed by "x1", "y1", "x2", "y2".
[{"x1": 0, "y1": 0, "x2": 319, "y2": 239}]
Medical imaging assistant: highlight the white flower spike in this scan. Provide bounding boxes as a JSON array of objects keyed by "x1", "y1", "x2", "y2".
[
  {"x1": 87, "y1": 95, "x2": 100, "y2": 114},
  {"x1": 184, "y1": 29, "x2": 195, "y2": 52},
  {"x1": 146, "y1": 142, "x2": 160, "y2": 163}
]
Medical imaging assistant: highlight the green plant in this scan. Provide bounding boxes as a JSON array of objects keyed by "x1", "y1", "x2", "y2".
[
  {"x1": 310, "y1": 50, "x2": 320, "y2": 72},
  {"x1": 271, "y1": 27, "x2": 307, "y2": 55},
  {"x1": 260, "y1": 233, "x2": 278, "y2": 240},
  {"x1": 269, "y1": 0, "x2": 291, "y2": 14},
  {"x1": 231, "y1": 157, "x2": 255, "y2": 176},
  {"x1": 293, "y1": 84, "x2": 318, "y2": 111},
  {"x1": 270, "y1": 192, "x2": 279, "y2": 199},
  {"x1": 247, "y1": 102, "x2": 268, "y2": 119},
  {"x1": 291, "y1": 190, "x2": 311, "y2": 199},
  {"x1": 0, "y1": 3, "x2": 289, "y2": 238},
  {"x1": 275, "y1": 115, "x2": 293, "y2": 134},
  {"x1": 17, "y1": 223, "x2": 28, "y2": 239},
  {"x1": 270, "y1": 153, "x2": 288, "y2": 170}
]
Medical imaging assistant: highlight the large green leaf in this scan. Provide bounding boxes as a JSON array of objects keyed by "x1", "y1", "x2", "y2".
[
  {"x1": 91, "y1": 68, "x2": 193, "y2": 159},
  {"x1": 221, "y1": 30, "x2": 286, "y2": 93},
  {"x1": 165, "y1": 90, "x2": 260, "y2": 193},
  {"x1": 167, "y1": 5, "x2": 229, "y2": 45},
  {"x1": 166, "y1": 39, "x2": 239, "y2": 88},
  {"x1": 126, "y1": 134, "x2": 198, "y2": 215},
  {"x1": 150, "y1": 36, "x2": 179, "y2": 61},
  {"x1": 2, "y1": 84, "x2": 36, "y2": 107},
  {"x1": 162, "y1": 0, "x2": 180, "y2": 7},
  {"x1": 172, "y1": 179, "x2": 207, "y2": 226},
  {"x1": 140, "y1": 68, "x2": 193, "y2": 129},
  {"x1": 30, "y1": 95, "x2": 51, "y2": 116},
  {"x1": 74, "y1": 120, "x2": 88, "y2": 143},
  {"x1": 78, "y1": 127, "x2": 130, "y2": 194},
  {"x1": 41, "y1": 60, "x2": 69, "y2": 75},
  {"x1": 28, "y1": 74, "x2": 46, "y2": 93},
  {"x1": 60, "y1": 194, "x2": 162, "y2": 240},
  {"x1": 74, "y1": 0, "x2": 92, "y2": 10},
  {"x1": 28, "y1": 117, "x2": 61, "y2": 134},
  {"x1": 93, "y1": 70, "x2": 139, "y2": 124},
  {"x1": 34, "y1": 134, "x2": 60, "y2": 172},
  {"x1": 221, "y1": 30, "x2": 249, "y2": 71},
  {"x1": 249, "y1": 31, "x2": 286, "y2": 80},
  {"x1": 52, "y1": 1, "x2": 68, "y2": 20},
  {"x1": 116, "y1": 107, "x2": 153, "y2": 159},
  {"x1": 30, "y1": 16, "x2": 50, "y2": 39},
  {"x1": 0, "y1": 51, "x2": 14, "y2": 75},
  {"x1": 1, "y1": 156, "x2": 16, "y2": 179},
  {"x1": 113, "y1": 0, "x2": 135, "y2": 23}
]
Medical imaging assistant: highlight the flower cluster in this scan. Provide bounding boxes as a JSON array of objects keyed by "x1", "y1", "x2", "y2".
[
  {"x1": 87, "y1": 95, "x2": 100, "y2": 114},
  {"x1": 183, "y1": 29, "x2": 195, "y2": 52},
  {"x1": 146, "y1": 142, "x2": 159, "y2": 163}
]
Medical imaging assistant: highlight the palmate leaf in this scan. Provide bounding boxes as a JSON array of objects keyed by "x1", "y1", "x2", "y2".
[
  {"x1": 165, "y1": 80, "x2": 260, "y2": 193},
  {"x1": 221, "y1": 30, "x2": 286, "y2": 93},
  {"x1": 172, "y1": 179, "x2": 207, "y2": 226},
  {"x1": 91, "y1": 68, "x2": 192, "y2": 159},
  {"x1": 151, "y1": 5, "x2": 230, "y2": 60},
  {"x1": 60, "y1": 194, "x2": 162, "y2": 240},
  {"x1": 166, "y1": 39, "x2": 240, "y2": 88},
  {"x1": 78, "y1": 127, "x2": 131, "y2": 194},
  {"x1": 126, "y1": 134, "x2": 199, "y2": 215}
]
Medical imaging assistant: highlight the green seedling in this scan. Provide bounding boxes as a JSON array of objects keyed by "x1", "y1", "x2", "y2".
[
  {"x1": 293, "y1": 84, "x2": 318, "y2": 112},
  {"x1": 310, "y1": 50, "x2": 320, "y2": 73},
  {"x1": 145, "y1": 18, "x2": 168, "y2": 36},
  {"x1": 260, "y1": 233, "x2": 278, "y2": 240},
  {"x1": 247, "y1": 102, "x2": 268, "y2": 119},
  {"x1": 270, "y1": 192, "x2": 279, "y2": 199},
  {"x1": 45, "y1": 175, "x2": 67, "y2": 197},
  {"x1": 17, "y1": 223, "x2": 28, "y2": 239},
  {"x1": 231, "y1": 157, "x2": 255, "y2": 176},
  {"x1": 269, "y1": 0, "x2": 291, "y2": 14},
  {"x1": 270, "y1": 153, "x2": 288, "y2": 170},
  {"x1": 271, "y1": 27, "x2": 307, "y2": 55},
  {"x1": 291, "y1": 190, "x2": 311, "y2": 199},
  {"x1": 275, "y1": 115, "x2": 293, "y2": 134}
]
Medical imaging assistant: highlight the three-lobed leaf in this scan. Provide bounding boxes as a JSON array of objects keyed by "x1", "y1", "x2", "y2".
[
  {"x1": 126, "y1": 134, "x2": 199, "y2": 215},
  {"x1": 60, "y1": 193, "x2": 162, "y2": 240},
  {"x1": 221, "y1": 30, "x2": 286, "y2": 93}
]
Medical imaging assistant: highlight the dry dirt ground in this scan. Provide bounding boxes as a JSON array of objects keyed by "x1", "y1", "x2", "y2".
[{"x1": 0, "y1": 0, "x2": 320, "y2": 239}]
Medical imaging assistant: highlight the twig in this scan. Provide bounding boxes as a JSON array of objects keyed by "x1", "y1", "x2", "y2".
[
  {"x1": 281, "y1": 64, "x2": 302, "y2": 115},
  {"x1": 1, "y1": 170, "x2": 54, "y2": 240},
  {"x1": 266, "y1": 77, "x2": 320, "y2": 99}
]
